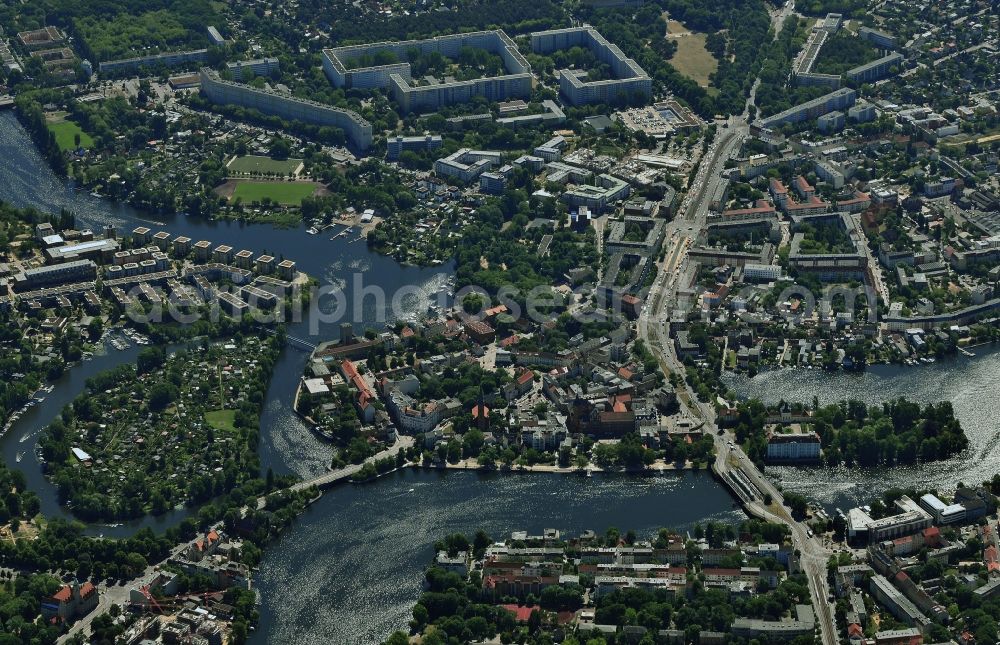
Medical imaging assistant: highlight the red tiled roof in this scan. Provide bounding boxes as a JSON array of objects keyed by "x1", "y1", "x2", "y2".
[
  {"x1": 52, "y1": 586, "x2": 72, "y2": 603},
  {"x1": 502, "y1": 604, "x2": 540, "y2": 622},
  {"x1": 499, "y1": 334, "x2": 520, "y2": 348}
]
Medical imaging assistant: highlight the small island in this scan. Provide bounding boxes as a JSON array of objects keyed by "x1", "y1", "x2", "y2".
[{"x1": 39, "y1": 334, "x2": 281, "y2": 521}]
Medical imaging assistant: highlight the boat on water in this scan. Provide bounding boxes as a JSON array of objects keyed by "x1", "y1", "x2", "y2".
[{"x1": 307, "y1": 227, "x2": 318, "y2": 235}]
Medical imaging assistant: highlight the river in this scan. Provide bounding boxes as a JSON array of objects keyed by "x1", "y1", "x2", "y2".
[
  {"x1": 726, "y1": 350, "x2": 1000, "y2": 512},
  {"x1": 249, "y1": 469, "x2": 744, "y2": 645}
]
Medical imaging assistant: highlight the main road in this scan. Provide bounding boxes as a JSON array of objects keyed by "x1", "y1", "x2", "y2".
[{"x1": 637, "y1": 3, "x2": 838, "y2": 642}]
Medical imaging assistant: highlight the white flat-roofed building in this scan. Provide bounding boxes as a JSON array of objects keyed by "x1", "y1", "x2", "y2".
[
  {"x1": 434, "y1": 148, "x2": 502, "y2": 183},
  {"x1": 44, "y1": 238, "x2": 120, "y2": 264},
  {"x1": 386, "y1": 135, "x2": 442, "y2": 160},
  {"x1": 226, "y1": 57, "x2": 279, "y2": 82},
  {"x1": 743, "y1": 263, "x2": 782, "y2": 282},
  {"x1": 207, "y1": 26, "x2": 225, "y2": 47}
]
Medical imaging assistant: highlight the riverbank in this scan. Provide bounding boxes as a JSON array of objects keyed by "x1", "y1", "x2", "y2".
[{"x1": 431, "y1": 456, "x2": 708, "y2": 474}]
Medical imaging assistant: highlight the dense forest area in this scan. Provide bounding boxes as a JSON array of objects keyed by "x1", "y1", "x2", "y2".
[
  {"x1": 0, "y1": 0, "x2": 220, "y2": 62},
  {"x1": 297, "y1": 0, "x2": 566, "y2": 44}
]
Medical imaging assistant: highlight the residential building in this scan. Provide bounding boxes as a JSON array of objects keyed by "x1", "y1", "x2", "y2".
[
  {"x1": 199, "y1": 69, "x2": 372, "y2": 151},
  {"x1": 323, "y1": 31, "x2": 531, "y2": 113},
  {"x1": 530, "y1": 27, "x2": 651, "y2": 106},
  {"x1": 757, "y1": 88, "x2": 856, "y2": 129},
  {"x1": 99, "y1": 49, "x2": 208, "y2": 75},
  {"x1": 386, "y1": 135, "x2": 443, "y2": 160},
  {"x1": 226, "y1": 57, "x2": 279, "y2": 82}
]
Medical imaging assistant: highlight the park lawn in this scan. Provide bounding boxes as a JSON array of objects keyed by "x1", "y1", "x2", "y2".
[
  {"x1": 49, "y1": 120, "x2": 94, "y2": 152},
  {"x1": 204, "y1": 409, "x2": 237, "y2": 432},
  {"x1": 667, "y1": 20, "x2": 719, "y2": 88},
  {"x1": 227, "y1": 155, "x2": 303, "y2": 175},
  {"x1": 231, "y1": 181, "x2": 318, "y2": 206}
]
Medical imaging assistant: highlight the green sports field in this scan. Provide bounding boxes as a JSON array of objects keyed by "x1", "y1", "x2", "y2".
[
  {"x1": 227, "y1": 155, "x2": 303, "y2": 175},
  {"x1": 49, "y1": 120, "x2": 94, "y2": 152},
  {"x1": 230, "y1": 181, "x2": 318, "y2": 206}
]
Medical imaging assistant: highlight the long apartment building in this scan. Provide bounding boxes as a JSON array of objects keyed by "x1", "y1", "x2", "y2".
[
  {"x1": 530, "y1": 27, "x2": 651, "y2": 106},
  {"x1": 322, "y1": 30, "x2": 531, "y2": 113},
  {"x1": 859, "y1": 26, "x2": 897, "y2": 49},
  {"x1": 199, "y1": 69, "x2": 372, "y2": 151},
  {"x1": 757, "y1": 88, "x2": 856, "y2": 129},
  {"x1": 99, "y1": 49, "x2": 208, "y2": 75},
  {"x1": 845, "y1": 52, "x2": 904, "y2": 84}
]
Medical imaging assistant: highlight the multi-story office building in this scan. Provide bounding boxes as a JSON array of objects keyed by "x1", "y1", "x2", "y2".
[
  {"x1": 766, "y1": 430, "x2": 822, "y2": 462},
  {"x1": 530, "y1": 27, "x2": 651, "y2": 106},
  {"x1": 226, "y1": 57, "x2": 279, "y2": 82},
  {"x1": 322, "y1": 31, "x2": 531, "y2": 113},
  {"x1": 562, "y1": 174, "x2": 631, "y2": 212},
  {"x1": 199, "y1": 69, "x2": 372, "y2": 151}
]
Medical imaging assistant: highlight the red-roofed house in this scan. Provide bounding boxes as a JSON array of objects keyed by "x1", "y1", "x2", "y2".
[
  {"x1": 42, "y1": 581, "x2": 98, "y2": 621},
  {"x1": 188, "y1": 528, "x2": 224, "y2": 561},
  {"x1": 341, "y1": 359, "x2": 377, "y2": 422},
  {"x1": 984, "y1": 545, "x2": 999, "y2": 574},
  {"x1": 501, "y1": 604, "x2": 542, "y2": 622},
  {"x1": 794, "y1": 175, "x2": 815, "y2": 200},
  {"x1": 504, "y1": 368, "x2": 535, "y2": 402}
]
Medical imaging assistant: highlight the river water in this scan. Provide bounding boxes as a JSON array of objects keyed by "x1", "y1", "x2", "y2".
[
  {"x1": 726, "y1": 351, "x2": 1000, "y2": 512},
  {"x1": 249, "y1": 469, "x2": 744, "y2": 645}
]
